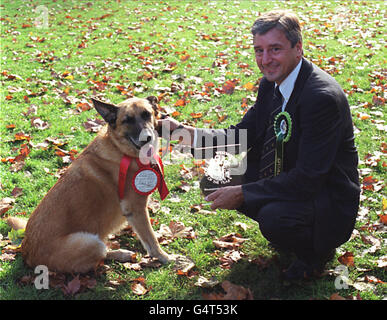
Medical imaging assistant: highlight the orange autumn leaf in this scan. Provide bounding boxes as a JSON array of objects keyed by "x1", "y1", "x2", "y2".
[
  {"x1": 379, "y1": 214, "x2": 387, "y2": 225},
  {"x1": 338, "y1": 251, "x2": 355, "y2": 267},
  {"x1": 14, "y1": 132, "x2": 31, "y2": 141},
  {"x1": 243, "y1": 82, "x2": 255, "y2": 91},
  {"x1": 362, "y1": 176, "x2": 378, "y2": 191},
  {"x1": 222, "y1": 80, "x2": 236, "y2": 94},
  {"x1": 174, "y1": 99, "x2": 186, "y2": 107},
  {"x1": 190, "y1": 112, "x2": 203, "y2": 119},
  {"x1": 180, "y1": 54, "x2": 190, "y2": 61}
]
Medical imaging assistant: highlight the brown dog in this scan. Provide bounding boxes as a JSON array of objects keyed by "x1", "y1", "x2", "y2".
[{"x1": 13, "y1": 96, "x2": 173, "y2": 273}]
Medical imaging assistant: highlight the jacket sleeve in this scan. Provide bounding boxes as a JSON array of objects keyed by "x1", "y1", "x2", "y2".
[
  {"x1": 241, "y1": 94, "x2": 344, "y2": 209},
  {"x1": 192, "y1": 80, "x2": 271, "y2": 159},
  {"x1": 192, "y1": 97, "x2": 260, "y2": 159}
]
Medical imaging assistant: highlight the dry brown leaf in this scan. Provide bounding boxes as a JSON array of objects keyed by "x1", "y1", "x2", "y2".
[
  {"x1": 62, "y1": 275, "x2": 81, "y2": 296},
  {"x1": 131, "y1": 277, "x2": 149, "y2": 296},
  {"x1": 203, "y1": 280, "x2": 253, "y2": 300},
  {"x1": 213, "y1": 232, "x2": 248, "y2": 249},
  {"x1": 219, "y1": 250, "x2": 244, "y2": 269},
  {"x1": 0, "y1": 197, "x2": 15, "y2": 216},
  {"x1": 131, "y1": 282, "x2": 148, "y2": 295},
  {"x1": 221, "y1": 281, "x2": 253, "y2": 300},
  {"x1": 173, "y1": 255, "x2": 195, "y2": 274},
  {"x1": 156, "y1": 221, "x2": 196, "y2": 242},
  {"x1": 329, "y1": 293, "x2": 347, "y2": 300},
  {"x1": 338, "y1": 251, "x2": 355, "y2": 267},
  {"x1": 194, "y1": 276, "x2": 220, "y2": 288}
]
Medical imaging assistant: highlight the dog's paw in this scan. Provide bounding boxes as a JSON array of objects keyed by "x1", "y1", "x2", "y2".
[
  {"x1": 156, "y1": 252, "x2": 175, "y2": 264},
  {"x1": 106, "y1": 249, "x2": 137, "y2": 263}
]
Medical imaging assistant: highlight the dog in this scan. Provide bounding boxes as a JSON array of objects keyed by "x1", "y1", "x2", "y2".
[{"x1": 8, "y1": 96, "x2": 174, "y2": 273}]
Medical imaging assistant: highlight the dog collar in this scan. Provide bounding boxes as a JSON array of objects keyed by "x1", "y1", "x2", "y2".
[{"x1": 118, "y1": 153, "x2": 169, "y2": 200}]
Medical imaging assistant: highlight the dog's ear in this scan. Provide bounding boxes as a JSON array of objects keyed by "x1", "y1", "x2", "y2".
[
  {"x1": 91, "y1": 98, "x2": 118, "y2": 127},
  {"x1": 146, "y1": 96, "x2": 159, "y2": 116}
]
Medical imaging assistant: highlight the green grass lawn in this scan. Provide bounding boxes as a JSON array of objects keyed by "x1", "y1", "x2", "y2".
[{"x1": 0, "y1": 0, "x2": 386, "y2": 300}]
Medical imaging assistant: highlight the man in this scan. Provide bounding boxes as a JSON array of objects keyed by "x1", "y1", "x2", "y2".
[{"x1": 159, "y1": 10, "x2": 360, "y2": 280}]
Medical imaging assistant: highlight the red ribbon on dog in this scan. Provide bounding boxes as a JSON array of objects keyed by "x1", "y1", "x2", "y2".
[{"x1": 118, "y1": 153, "x2": 169, "y2": 200}]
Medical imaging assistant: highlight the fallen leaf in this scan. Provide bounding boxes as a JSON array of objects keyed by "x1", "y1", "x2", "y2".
[
  {"x1": 0, "y1": 252, "x2": 16, "y2": 262},
  {"x1": 203, "y1": 280, "x2": 253, "y2": 300},
  {"x1": 379, "y1": 214, "x2": 387, "y2": 225},
  {"x1": 0, "y1": 197, "x2": 15, "y2": 216},
  {"x1": 329, "y1": 293, "x2": 347, "y2": 300},
  {"x1": 242, "y1": 82, "x2": 255, "y2": 91},
  {"x1": 139, "y1": 256, "x2": 162, "y2": 268},
  {"x1": 131, "y1": 282, "x2": 148, "y2": 295},
  {"x1": 376, "y1": 255, "x2": 387, "y2": 268},
  {"x1": 62, "y1": 275, "x2": 81, "y2": 296},
  {"x1": 82, "y1": 118, "x2": 106, "y2": 132},
  {"x1": 30, "y1": 117, "x2": 49, "y2": 130},
  {"x1": 338, "y1": 251, "x2": 355, "y2": 267},
  {"x1": 131, "y1": 277, "x2": 149, "y2": 296},
  {"x1": 156, "y1": 220, "x2": 196, "y2": 242},
  {"x1": 80, "y1": 276, "x2": 97, "y2": 289},
  {"x1": 190, "y1": 112, "x2": 203, "y2": 119},
  {"x1": 234, "y1": 221, "x2": 249, "y2": 231},
  {"x1": 194, "y1": 276, "x2": 220, "y2": 288},
  {"x1": 173, "y1": 255, "x2": 195, "y2": 274},
  {"x1": 360, "y1": 234, "x2": 381, "y2": 254},
  {"x1": 11, "y1": 187, "x2": 23, "y2": 198},
  {"x1": 213, "y1": 232, "x2": 248, "y2": 249},
  {"x1": 219, "y1": 249, "x2": 244, "y2": 269}
]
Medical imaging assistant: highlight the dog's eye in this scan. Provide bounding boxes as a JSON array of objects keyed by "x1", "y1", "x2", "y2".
[
  {"x1": 123, "y1": 115, "x2": 135, "y2": 124},
  {"x1": 141, "y1": 110, "x2": 151, "y2": 120}
]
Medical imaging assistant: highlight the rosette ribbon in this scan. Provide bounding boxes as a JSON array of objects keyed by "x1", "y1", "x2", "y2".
[{"x1": 273, "y1": 111, "x2": 292, "y2": 176}]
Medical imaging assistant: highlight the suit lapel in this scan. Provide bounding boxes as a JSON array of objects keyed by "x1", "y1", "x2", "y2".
[{"x1": 285, "y1": 58, "x2": 313, "y2": 115}]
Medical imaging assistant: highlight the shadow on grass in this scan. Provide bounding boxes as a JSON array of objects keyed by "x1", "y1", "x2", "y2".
[{"x1": 223, "y1": 253, "x2": 339, "y2": 300}]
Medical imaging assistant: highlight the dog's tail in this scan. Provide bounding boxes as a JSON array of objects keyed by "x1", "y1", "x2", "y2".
[{"x1": 6, "y1": 216, "x2": 28, "y2": 230}]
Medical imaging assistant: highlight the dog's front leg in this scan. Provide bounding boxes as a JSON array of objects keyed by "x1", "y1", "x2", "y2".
[{"x1": 122, "y1": 207, "x2": 172, "y2": 264}]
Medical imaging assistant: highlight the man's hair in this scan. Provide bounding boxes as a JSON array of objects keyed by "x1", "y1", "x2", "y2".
[{"x1": 251, "y1": 10, "x2": 302, "y2": 47}]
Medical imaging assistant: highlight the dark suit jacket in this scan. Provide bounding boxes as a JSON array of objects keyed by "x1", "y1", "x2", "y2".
[{"x1": 194, "y1": 57, "x2": 360, "y2": 254}]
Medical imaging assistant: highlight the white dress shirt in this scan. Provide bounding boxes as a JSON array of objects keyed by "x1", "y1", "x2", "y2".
[{"x1": 276, "y1": 58, "x2": 302, "y2": 112}]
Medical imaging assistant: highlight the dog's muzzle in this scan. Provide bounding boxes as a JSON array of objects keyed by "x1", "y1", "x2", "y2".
[{"x1": 127, "y1": 129, "x2": 154, "y2": 150}]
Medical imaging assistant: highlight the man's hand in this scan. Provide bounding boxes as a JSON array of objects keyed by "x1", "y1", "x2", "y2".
[
  {"x1": 158, "y1": 117, "x2": 182, "y2": 133},
  {"x1": 205, "y1": 185, "x2": 244, "y2": 211},
  {"x1": 157, "y1": 117, "x2": 195, "y2": 145}
]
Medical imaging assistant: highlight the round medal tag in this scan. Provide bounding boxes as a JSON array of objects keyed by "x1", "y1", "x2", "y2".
[
  {"x1": 274, "y1": 111, "x2": 292, "y2": 142},
  {"x1": 132, "y1": 168, "x2": 159, "y2": 196}
]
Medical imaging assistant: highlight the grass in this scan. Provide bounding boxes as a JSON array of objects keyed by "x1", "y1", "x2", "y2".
[{"x1": 0, "y1": 0, "x2": 386, "y2": 300}]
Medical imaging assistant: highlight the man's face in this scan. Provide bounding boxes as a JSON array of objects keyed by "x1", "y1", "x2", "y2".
[{"x1": 253, "y1": 27, "x2": 302, "y2": 85}]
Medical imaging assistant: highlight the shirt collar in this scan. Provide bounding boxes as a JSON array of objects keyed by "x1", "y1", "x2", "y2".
[{"x1": 276, "y1": 59, "x2": 303, "y2": 104}]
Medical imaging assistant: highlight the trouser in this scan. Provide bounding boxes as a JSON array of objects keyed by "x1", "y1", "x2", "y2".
[{"x1": 239, "y1": 199, "x2": 332, "y2": 266}]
